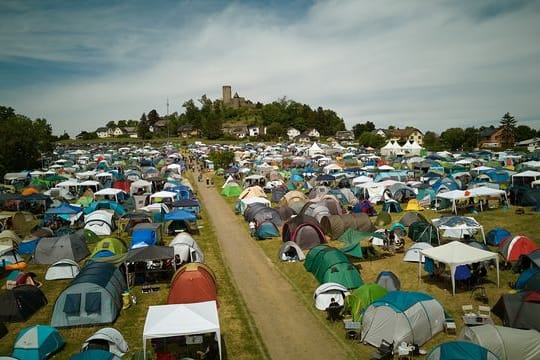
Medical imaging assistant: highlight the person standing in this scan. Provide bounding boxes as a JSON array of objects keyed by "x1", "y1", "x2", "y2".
[{"x1": 249, "y1": 220, "x2": 256, "y2": 238}]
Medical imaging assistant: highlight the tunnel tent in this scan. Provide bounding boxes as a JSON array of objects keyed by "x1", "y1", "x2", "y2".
[
  {"x1": 282, "y1": 214, "x2": 326, "y2": 250},
  {"x1": 426, "y1": 341, "x2": 499, "y2": 360},
  {"x1": 167, "y1": 263, "x2": 217, "y2": 305},
  {"x1": 304, "y1": 245, "x2": 363, "y2": 289},
  {"x1": 51, "y1": 262, "x2": 127, "y2": 328},
  {"x1": 458, "y1": 324, "x2": 540, "y2": 360}
]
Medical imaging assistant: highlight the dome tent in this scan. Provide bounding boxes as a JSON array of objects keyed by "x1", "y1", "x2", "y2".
[{"x1": 361, "y1": 291, "x2": 445, "y2": 350}]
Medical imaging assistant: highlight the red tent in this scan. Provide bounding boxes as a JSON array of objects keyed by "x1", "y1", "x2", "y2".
[
  {"x1": 499, "y1": 235, "x2": 539, "y2": 262},
  {"x1": 167, "y1": 263, "x2": 218, "y2": 306}
]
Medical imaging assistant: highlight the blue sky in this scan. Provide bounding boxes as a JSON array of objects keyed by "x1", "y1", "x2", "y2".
[{"x1": 1, "y1": 0, "x2": 539, "y2": 136}]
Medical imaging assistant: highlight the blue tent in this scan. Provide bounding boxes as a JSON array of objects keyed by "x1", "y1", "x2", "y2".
[
  {"x1": 12, "y1": 325, "x2": 65, "y2": 360},
  {"x1": 84, "y1": 200, "x2": 125, "y2": 216},
  {"x1": 256, "y1": 221, "x2": 280, "y2": 239},
  {"x1": 70, "y1": 349, "x2": 115, "y2": 360},
  {"x1": 164, "y1": 209, "x2": 197, "y2": 222},
  {"x1": 515, "y1": 268, "x2": 540, "y2": 291},
  {"x1": 433, "y1": 177, "x2": 460, "y2": 192},
  {"x1": 426, "y1": 341, "x2": 499, "y2": 360},
  {"x1": 46, "y1": 203, "x2": 83, "y2": 215},
  {"x1": 486, "y1": 228, "x2": 511, "y2": 246},
  {"x1": 131, "y1": 229, "x2": 158, "y2": 248}
]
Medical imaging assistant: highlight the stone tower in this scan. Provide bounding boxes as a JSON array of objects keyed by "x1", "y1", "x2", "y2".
[{"x1": 222, "y1": 85, "x2": 232, "y2": 104}]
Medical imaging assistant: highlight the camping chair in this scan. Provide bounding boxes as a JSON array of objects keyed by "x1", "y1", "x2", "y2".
[
  {"x1": 370, "y1": 339, "x2": 394, "y2": 360},
  {"x1": 477, "y1": 305, "x2": 491, "y2": 318},
  {"x1": 461, "y1": 304, "x2": 475, "y2": 317},
  {"x1": 471, "y1": 285, "x2": 488, "y2": 304}
]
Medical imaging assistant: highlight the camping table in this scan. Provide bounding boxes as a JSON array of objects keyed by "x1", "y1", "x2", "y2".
[{"x1": 462, "y1": 315, "x2": 493, "y2": 327}]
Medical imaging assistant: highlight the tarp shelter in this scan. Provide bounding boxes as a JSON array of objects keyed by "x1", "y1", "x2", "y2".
[
  {"x1": 51, "y1": 262, "x2": 127, "y2": 328},
  {"x1": 436, "y1": 188, "x2": 507, "y2": 214},
  {"x1": 12, "y1": 325, "x2": 65, "y2": 360},
  {"x1": 432, "y1": 216, "x2": 486, "y2": 243},
  {"x1": 426, "y1": 341, "x2": 499, "y2": 360},
  {"x1": 164, "y1": 209, "x2": 198, "y2": 235},
  {"x1": 167, "y1": 263, "x2": 217, "y2": 305},
  {"x1": 125, "y1": 245, "x2": 174, "y2": 286},
  {"x1": 45, "y1": 259, "x2": 80, "y2": 280},
  {"x1": 361, "y1": 291, "x2": 445, "y2": 350},
  {"x1": 492, "y1": 291, "x2": 540, "y2": 330},
  {"x1": 419, "y1": 241, "x2": 499, "y2": 295},
  {"x1": 32, "y1": 234, "x2": 90, "y2": 265},
  {"x1": 459, "y1": 324, "x2": 540, "y2": 360},
  {"x1": 0, "y1": 285, "x2": 47, "y2": 322},
  {"x1": 81, "y1": 327, "x2": 129, "y2": 358},
  {"x1": 143, "y1": 301, "x2": 221, "y2": 360},
  {"x1": 313, "y1": 282, "x2": 350, "y2": 310},
  {"x1": 169, "y1": 232, "x2": 204, "y2": 265}
]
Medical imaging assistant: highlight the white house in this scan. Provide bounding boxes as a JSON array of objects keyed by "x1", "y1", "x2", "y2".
[
  {"x1": 248, "y1": 125, "x2": 266, "y2": 137},
  {"x1": 306, "y1": 128, "x2": 320, "y2": 139},
  {"x1": 96, "y1": 127, "x2": 109, "y2": 138},
  {"x1": 287, "y1": 127, "x2": 301, "y2": 140}
]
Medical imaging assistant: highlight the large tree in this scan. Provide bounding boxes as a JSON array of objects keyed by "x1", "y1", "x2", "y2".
[
  {"x1": 352, "y1": 121, "x2": 375, "y2": 138},
  {"x1": 440, "y1": 128, "x2": 467, "y2": 151},
  {"x1": 499, "y1": 112, "x2": 517, "y2": 148},
  {"x1": 0, "y1": 106, "x2": 55, "y2": 177},
  {"x1": 515, "y1": 125, "x2": 537, "y2": 142}
]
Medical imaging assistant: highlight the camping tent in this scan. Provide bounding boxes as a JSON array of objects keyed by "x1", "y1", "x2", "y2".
[
  {"x1": 91, "y1": 237, "x2": 127, "y2": 259},
  {"x1": 361, "y1": 291, "x2": 445, "y2": 350},
  {"x1": 419, "y1": 241, "x2": 499, "y2": 295},
  {"x1": 45, "y1": 259, "x2": 81, "y2": 280},
  {"x1": 408, "y1": 221, "x2": 439, "y2": 245},
  {"x1": 492, "y1": 291, "x2": 540, "y2": 330},
  {"x1": 0, "y1": 285, "x2": 47, "y2": 322},
  {"x1": 498, "y1": 235, "x2": 539, "y2": 263},
  {"x1": 313, "y1": 282, "x2": 350, "y2": 310},
  {"x1": 515, "y1": 268, "x2": 540, "y2": 291},
  {"x1": 375, "y1": 271, "x2": 401, "y2": 291},
  {"x1": 346, "y1": 284, "x2": 388, "y2": 322},
  {"x1": 143, "y1": 301, "x2": 221, "y2": 360},
  {"x1": 169, "y1": 232, "x2": 204, "y2": 265},
  {"x1": 277, "y1": 241, "x2": 305, "y2": 262},
  {"x1": 486, "y1": 228, "x2": 511, "y2": 246},
  {"x1": 282, "y1": 214, "x2": 326, "y2": 250},
  {"x1": 426, "y1": 341, "x2": 499, "y2": 360},
  {"x1": 51, "y1": 262, "x2": 127, "y2": 327},
  {"x1": 167, "y1": 263, "x2": 217, "y2": 305},
  {"x1": 11, "y1": 325, "x2": 65, "y2": 360},
  {"x1": 84, "y1": 210, "x2": 115, "y2": 236},
  {"x1": 81, "y1": 327, "x2": 129, "y2": 358},
  {"x1": 304, "y1": 245, "x2": 363, "y2": 289},
  {"x1": 403, "y1": 242, "x2": 433, "y2": 263},
  {"x1": 32, "y1": 234, "x2": 90, "y2": 265},
  {"x1": 459, "y1": 324, "x2": 540, "y2": 360}
]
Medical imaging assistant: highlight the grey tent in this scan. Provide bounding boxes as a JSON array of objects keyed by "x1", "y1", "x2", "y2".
[
  {"x1": 81, "y1": 327, "x2": 129, "y2": 358},
  {"x1": 375, "y1": 271, "x2": 401, "y2": 291},
  {"x1": 399, "y1": 211, "x2": 429, "y2": 227},
  {"x1": 51, "y1": 262, "x2": 126, "y2": 328},
  {"x1": 45, "y1": 259, "x2": 81, "y2": 280},
  {"x1": 492, "y1": 291, "x2": 540, "y2": 330},
  {"x1": 277, "y1": 241, "x2": 305, "y2": 262},
  {"x1": 32, "y1": 234, "x2": 90, "y2": 265},
  {"x1": 459, "y1": 324, "x2": 540, "y2": 360},
  {"x1": 300, "y1": 202, "x2": 331, "y2": 223},
  {"x1": 0, "y1": 285, "x2": 47, "y2": 322},
  {"x1": 169, "y1": 233, "x2": 204, "y2": 265}
]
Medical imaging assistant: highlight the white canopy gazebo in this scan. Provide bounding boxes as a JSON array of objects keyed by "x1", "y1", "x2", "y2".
[
  {"x1": 419, "y1": 241, "x2": 499, "y2": 295},
  {"x1": 143, "y1": 301, "x2": 221, "y2": 359}
]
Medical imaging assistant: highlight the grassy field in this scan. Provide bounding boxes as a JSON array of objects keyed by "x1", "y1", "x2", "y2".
[
  {"x1": 217, "y1": 174, "x2": 540, "y2": 358},
  {"x1": 0, "y1": 174, "x2": 268, "y2": 359}
]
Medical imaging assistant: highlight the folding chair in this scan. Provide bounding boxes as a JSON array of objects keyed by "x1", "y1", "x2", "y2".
[
  {"x1": 471, "y1": 285, "x2": 488, "y2": 304},
  {"x1": 478, "y1": 305, "x2": 491, "y2": 318},
  {"x1": 461, "y1": 304, "x2": 475, "y2": 316},
  {"x1": 370, "y1": 339, "x2": 394, "y2": 360}
]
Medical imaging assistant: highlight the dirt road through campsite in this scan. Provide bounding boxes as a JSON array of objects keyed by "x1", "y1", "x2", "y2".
[{"x1": 195, "y1": 172, "x2": 350, "y2": 360}]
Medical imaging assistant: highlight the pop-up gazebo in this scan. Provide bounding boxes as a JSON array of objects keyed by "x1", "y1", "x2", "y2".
[{"x1": 419, "y1": 241, "x2": 499, "y2": 295}]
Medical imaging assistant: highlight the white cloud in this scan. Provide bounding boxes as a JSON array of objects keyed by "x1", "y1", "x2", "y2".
[{"x1": 1, "y1": 0, "x2": 539, "y2": 135}]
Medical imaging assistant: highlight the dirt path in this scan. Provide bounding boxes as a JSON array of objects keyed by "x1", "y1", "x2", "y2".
[{"x1": 194, "y1": 172, "x2": 349, "y2": 360}]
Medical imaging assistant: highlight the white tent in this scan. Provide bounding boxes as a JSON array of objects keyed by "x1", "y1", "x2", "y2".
[
  {"x1": 308, "y1": 142, "x2": 323, "y2": 157},
  {"x1": 436, "y1": 187, "x2": 507, "y2": 214},
  {"x1": 432, "y1": 216, "x2": 486, "y2": 243},
  {"x1": 419, "y1": 241, "x2": 499, "y2": 295},
  {"x1": 401, "y1": 140, "x2": 422, "y2": 156},
  {"x1": 313, "y1": 282, "x2": 350, "y2": 310},
  {"x1": 512, "y1": 170, "x2": 540, "y2": 187},
  {"x1": 143, "y1": 301, "x2": 221, "y2": 360},
  {"x1": 380, "y1": 141, "x2": 402, "y2": 156},
  {"x1": 94, "y1": 188, "x2": 126, "y2": 203}
]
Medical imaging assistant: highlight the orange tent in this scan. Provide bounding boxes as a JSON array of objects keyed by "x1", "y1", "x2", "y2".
[
  {"x1": 167, "y1": 263, "x2": 218, "y2": 306},
  {"x1": 21, "y1": 187, "x2": 39, "y2": 196}
]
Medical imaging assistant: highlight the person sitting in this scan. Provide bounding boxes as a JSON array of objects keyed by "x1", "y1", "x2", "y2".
[{"x1": 326, "y1": 297, "x2": 343, "y2": 322}]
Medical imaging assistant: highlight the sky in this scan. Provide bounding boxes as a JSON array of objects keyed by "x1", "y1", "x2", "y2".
[{"x1": 1, "y1": 0, "x2": 540, "y2": 137}]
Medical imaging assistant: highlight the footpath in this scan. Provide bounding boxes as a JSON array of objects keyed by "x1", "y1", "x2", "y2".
[{"x1": 195, "y1": 171, "x2": 350, "y2": 360}]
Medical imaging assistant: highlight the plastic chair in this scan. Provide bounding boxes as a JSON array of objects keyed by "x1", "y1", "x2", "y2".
[
  {"x1": 462, "y1": 304, "x2": 475, "y2": 316},
  {"x1": 478, "y1": 305, "x2": 491, "y2": 318}
]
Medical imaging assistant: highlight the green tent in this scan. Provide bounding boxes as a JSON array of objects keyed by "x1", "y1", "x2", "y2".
[
  {"x1": 221, "y1": 184, "x2": 242, "y2": 197},
  {"x1": 346, "y1": 283, "x2": 388, "y2": 322},
  {"x1": 304, "y1": 245, "x2": 363, "y2": 289},
  {"x1": 91, "y1": 237, "x2": 127, "y2": 258},
  {"x1": 408, "y1": 221, "x2": 439, "y2": 245}
]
